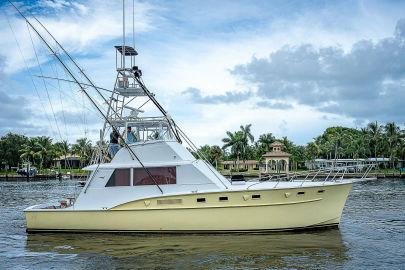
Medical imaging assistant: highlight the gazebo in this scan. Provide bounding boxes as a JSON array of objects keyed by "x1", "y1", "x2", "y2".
[{"x1": 262, "y1": 141, "x2": 291, "y2": 173}]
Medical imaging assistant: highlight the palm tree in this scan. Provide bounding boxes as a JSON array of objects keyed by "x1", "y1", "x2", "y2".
[
  {"x1": 254, "y1": 133, "x2": 275, "y2": 159},
  {"x1": 384, "y1": 122, "x2": 400, "y2": 168},
  {"x1": 20, "y1": 138, "x2": 37, "y2": 165},
  {"x1": 239, "y1": 124, "x2": 254, "y2": 164},
  {"x1": 222, "y1": 131, "x2": 244, "y2": 171},
  {"x1": 359, "y1": 127, "x2": 370, "y2": 158},
  {"x1": 72, "y1": 138, "x2": 93, "y2": 167},
  {"x1": 367, "y1": 121, "x2": 382, "y2": 161},
  {"x1": 306, "y1": 142, "x2": 320, "y2": 161},
  {"x1": 54, "y1": 140, "x2": 71, "y2": 169},
  {"x1": 34, "y1": 137, "x2": 54, "y2": 171},
  {"x1": 258, "y1": 133, "x2": 275, "y2": 146}
]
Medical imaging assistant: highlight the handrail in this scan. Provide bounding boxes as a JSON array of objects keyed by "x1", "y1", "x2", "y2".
[{"x1": 248, "y1": 163, "x2": 376, "y2": 189}]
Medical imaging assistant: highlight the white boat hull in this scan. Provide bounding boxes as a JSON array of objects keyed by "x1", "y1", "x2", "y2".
[{"x1": 25, "y1": 182, "x2": 352, "y2": 233}]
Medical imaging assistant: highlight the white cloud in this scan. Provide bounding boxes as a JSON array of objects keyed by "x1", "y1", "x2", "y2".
[
  {"x1": 0, "y1": 0, "x2": 158, "y2": 74},
  {"x1": 172, "y1": 97, "x2": 354, "y2": 146}
]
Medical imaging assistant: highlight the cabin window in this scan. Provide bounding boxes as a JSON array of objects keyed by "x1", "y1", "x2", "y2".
[
  {"x1": 105, "y1": 169, "x2": 131, "y2": 187},
  {"x1": 197, "y1": 198, "x2": 206, "y2": 203},
  {"x1": 318, "y1": 189, "x2": 325, "y2": 193},
  {"x1": 133, "y1": 167, "x2": 176, "y2": 186},
  {"x1": 297, "y1": 191, "x2": 305, "y2": 195},
  {"x1": 252, "y1": 194, "x2": 261, "y2": 199},
  {"x1": 219, "y1": 196, "x2": 228, "y2": 201}
]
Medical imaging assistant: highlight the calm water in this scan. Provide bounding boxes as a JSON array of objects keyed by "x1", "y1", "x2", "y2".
[{"x1": 0, "y1": 179, "x2": 404, "y2": 270}]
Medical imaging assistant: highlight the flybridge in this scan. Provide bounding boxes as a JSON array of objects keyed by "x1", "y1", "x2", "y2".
[{"x1": 102, "y1": 39, "x2": 183, "y2": 161}]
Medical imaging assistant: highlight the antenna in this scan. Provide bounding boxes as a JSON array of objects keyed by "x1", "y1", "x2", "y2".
[
  {"x1": 132, "y1": 0, "x2": 135, "y2": 66},
  {"x1": 122, "y1": 0, "x2": 126, "y2": 69}
]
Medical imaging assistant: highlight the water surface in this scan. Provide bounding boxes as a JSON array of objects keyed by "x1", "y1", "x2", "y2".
[{"x1": 0, "y1": 179, "x2": 404, "y2": 269}]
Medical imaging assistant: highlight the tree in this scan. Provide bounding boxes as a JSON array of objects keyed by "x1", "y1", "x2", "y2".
[
  {"x1": 239, "y1": 124, "x2": 254, "y2": 163},
  {"x1": 384, "y1": 122, "x2": 401, "y2": 168},
  {"x1": 20, "y1": 138, "x2": 38, "y2": 166},
  {"x1": 53, "y1": 140, "x2": 71, "y2": 169},
  {"x1": 367, "y1": 121, "x2": 382, "y2": 161},
  {"x1": 210, "y1": 145, "x2": 223, "y2": 169},
  {"x1": 305, "y1": 142, "x2": 319, "y2": 161},
  {"x1": 72, "y1": 138, "x2": 93, "y2": 167},
  {"x1": 198, "y1": 145, "x2": 224, "y2": 168},
  {"x1": 34, "y1": 136, "x2": 55, "y2": 170},
  {"x1": 0, "y1": 133, "x2": 28, "y2": 168},
  {"x1": 254, "y1": 133, "x2": 275, "y2": 159},
  {"x1": 222, "y1": 131, "x2": 244, "y2": 171}
]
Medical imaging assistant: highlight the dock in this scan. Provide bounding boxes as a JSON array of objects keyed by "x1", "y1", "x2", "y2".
[{"x1": 0, "y1": 173, "x2": 88, "y2": 181}]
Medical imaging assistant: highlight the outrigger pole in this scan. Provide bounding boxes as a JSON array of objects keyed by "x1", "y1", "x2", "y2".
[
  {"x1": 8, "y1": 1, "x2": 164, "y2": 194},
  {"x1": 31, "y1": 17, "x2": 124, "y2": 121},
  {"x1": 32, "y1": 5, "x2": 182, "y2": 144},
  {"x1": 34, "y1": 75, "x2": 114, "y2": 93}
]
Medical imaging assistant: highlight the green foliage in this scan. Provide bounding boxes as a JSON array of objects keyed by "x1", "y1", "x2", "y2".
[
  {"x1": 0, "y1": 133, "x2": 28, "y2": 167},
  {"x1": 1, "y1": 120, "x2": 404, "y2": 171},
  {"x1": 71, "y1": 138, "x2": 93, "y2": 166},
  {"x1": 196, "y1": 121, "x2": 405, "y2": 170},
  {"x1": 197, "y1": 145, "x2": 223, "y2": 169},
  {"x1": 253, "y1": 133, "x2": 275, "y2": 160},
  {"x1": 310, "y1": 123, "x2": 405, "y2": 168},
  {"x1": 0, "y1": 133, "x2": 93, "y2": 169}
]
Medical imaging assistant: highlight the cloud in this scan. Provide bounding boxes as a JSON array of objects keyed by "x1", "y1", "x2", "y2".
[
  {"x1": 231, "y1": 18, "x2": 405, "y2": 122},
  {"x1": 0, "y1": 56, "x2": 49, "y2": 135},
  {"x1": 182, "y1": 87, "x2": 252, "y2": 104},
  {"x1": 256, "y1": 100, "x2": 293, "y2": 110},
  {"x1": 54, "y1": 110, "x2": 100, "y2": 126},
  {"x1": 0, "y1": 84, "x2": 39, "y2": 135},
  {"x1": 0, "y1": 90, "x2": 32, "y2": 122},
  {"x1": 0, "y1": 0, "x2": 158, "y2": 74},
  {"x1": 0, "y1": 56, "x2": 29, "y2": 121},
  {"x1": 38, "y1": 0, "x2": 71, "y2": 10}
]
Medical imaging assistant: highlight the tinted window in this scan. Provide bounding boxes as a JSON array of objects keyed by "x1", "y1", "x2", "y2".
[
  {"x1": 134, "y1": 167, "x2": 176, "y2": 186},
  {"x1": 105, "y1": 169, "x2": 131, "y2": 187}
]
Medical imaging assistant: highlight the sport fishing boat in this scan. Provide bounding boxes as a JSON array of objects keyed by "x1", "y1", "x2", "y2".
[{"x1": 16, "y1": 1, "x2": 372, "y2": 233}]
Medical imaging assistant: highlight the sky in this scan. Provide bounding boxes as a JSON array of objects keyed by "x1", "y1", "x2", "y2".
[{"x1": 0, "y1": 0, "x2": 404, "y2": 146}]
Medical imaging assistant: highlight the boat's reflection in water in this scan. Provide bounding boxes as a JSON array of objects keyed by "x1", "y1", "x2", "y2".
[{"x1": 26, "y1": 229, "x2": 348, "y2": 269}]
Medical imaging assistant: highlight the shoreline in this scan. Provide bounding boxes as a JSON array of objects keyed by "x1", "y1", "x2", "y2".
[{"x1": 1, "y1": 171, "x2": 403, "y2": 181}]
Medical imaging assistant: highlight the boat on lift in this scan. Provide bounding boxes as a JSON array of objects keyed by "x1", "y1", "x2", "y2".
[{"x1": 16, "y1": 1, "x2": 371, "y2": 233}]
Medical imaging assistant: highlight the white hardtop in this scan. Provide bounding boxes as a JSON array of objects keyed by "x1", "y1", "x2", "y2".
[
  {"x1": 84, "y1": 140, "x2": 195, "y2": 170},
  {"x1": 71, "y1": 140, "x2": 353, "y2": 210},
  {"x1": 74, "y1": 140, "x2": 232, "y2": 209}
]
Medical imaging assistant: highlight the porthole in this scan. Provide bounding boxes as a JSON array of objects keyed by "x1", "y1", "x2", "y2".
[
  {"x1": 252, "y1": 194, "x2": 261, "y2": 199},
  {"x1": 317, "y1": 189, "x2": 325, "y2": 194},
  {"x1": 297, "y1": 191, "x2": 305, "y2": 195},
  {"x1": 219, "y1": 196, "x2": 228, "y2": 201},
  {"x1": 197, "y1": 198, "x2": 206, "y2": 203}
]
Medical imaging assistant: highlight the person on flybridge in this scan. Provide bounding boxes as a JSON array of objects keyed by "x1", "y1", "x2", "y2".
[
  {"x1": 123, "y1": 126, "x2": 138, "y2": 144},
  {"x1": 108, "y1": 129, "x2": 120, "y2": 158}
]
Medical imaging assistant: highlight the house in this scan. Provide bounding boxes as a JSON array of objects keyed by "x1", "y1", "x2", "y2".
[
  {"x1": 221, "y1": 160, "x2": 259, "y2": 171},
  {"x1": 53, "y1": 154, "x2": 81, "y2": 169}
]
